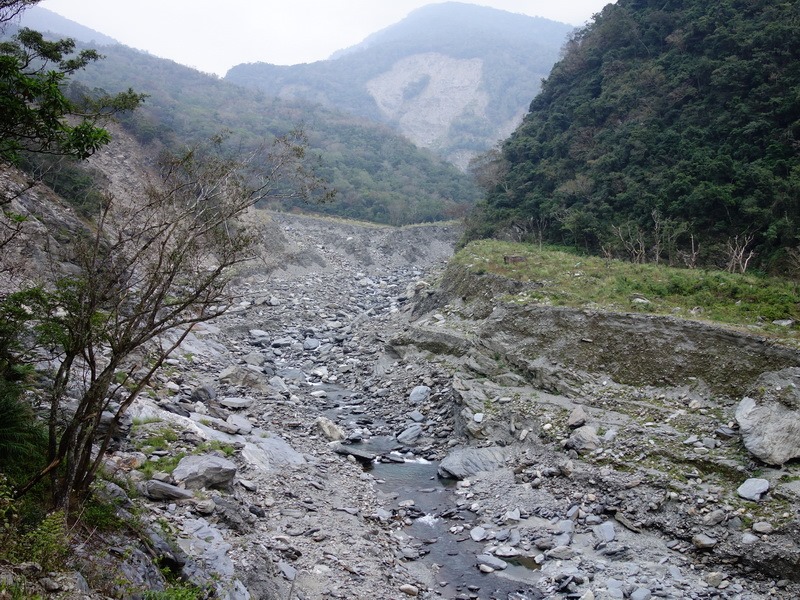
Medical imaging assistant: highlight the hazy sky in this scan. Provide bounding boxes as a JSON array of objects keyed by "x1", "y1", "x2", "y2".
[{"x1": 39, "y1": 1, "x2": 614, "y2": 76}]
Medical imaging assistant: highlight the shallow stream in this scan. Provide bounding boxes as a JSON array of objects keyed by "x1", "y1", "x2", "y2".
[{"x1": 368, "y1": 459, "x2": 543, "y2": 600}]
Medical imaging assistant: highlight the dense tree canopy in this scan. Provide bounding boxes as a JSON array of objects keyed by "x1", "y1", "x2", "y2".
[{"x1": 469, "y1": 0, "x2": 800, "y2": 271}]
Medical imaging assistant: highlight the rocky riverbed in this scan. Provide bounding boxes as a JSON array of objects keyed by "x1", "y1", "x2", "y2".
[{"x1": 85, "y1": 211, "x2": 800, "y2": 600}]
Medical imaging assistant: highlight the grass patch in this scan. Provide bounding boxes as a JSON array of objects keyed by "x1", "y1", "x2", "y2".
[{"x1": 453, "y1": 240, "x2": 800, "y2": 341}]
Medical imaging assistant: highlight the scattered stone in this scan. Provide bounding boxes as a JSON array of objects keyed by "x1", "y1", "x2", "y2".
[
  {"x1": 565, "y1": 425, "x2": 600, "y2": 454},
  {"x1": 631, "y1": 588, "x2": 652, "y2": 600},
  {"x1": 315, "y1": 416, "x2": 346, "y2": 441},
  {"x1": 594, "y1": 521, "x2": 616, "y2": 543},
  {"x1": 409, "y1": 386, "x2": 431, "y2": 404},
  {"x1": 736, "y1": 369, "x2": 800, "y2": 465},
  {"x1": 142, "y1": 480, "x2": 194, "y2": 501},
  {"x1": 752, "y1": 521, "x2": 773, "y2": 534},
  {"x1": 172, "y1": 455, "x2": 237, "y2": 490},
  {"x1": 470, "y1": 526, "x2": 488, "y2": 542},
  {"x1": 546, "y1": 546, "x2": 576, "y2": 560},
  {"x1": 408, "y1": 410, "x2": 425, "y2": 423},
  {"x1": 399, "y1": 583, "x2": 419, "y2": 596},
  {"x1": 438, "y1": 446, "x2": 508, "y2": 479},
  {"x1": 567, "y1": 406, "x2": 588, "y2": 428},
  {"x1": 397, "y1": 424, "x2": 424, "y2": 444},
  {"x1": 737, "y1": 478, "x2": 770, "y2": 501},
  {"x1": 692, "y1": 534, "x2": 718, "y2": 549}
]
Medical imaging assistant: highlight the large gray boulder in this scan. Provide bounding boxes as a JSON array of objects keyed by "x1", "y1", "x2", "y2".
[
  {"x1": 142, "y1": 480, "x2": 194, "y2": 501},
  {"x1": 438, "y1": 446, "x2": 508, "y2": 479},
  {"x1": 172, "y1": 455, "x2": 237, "y2": 490},
  {"x1": 736, "y1": 368, "x2": 800, "y2": 466}
]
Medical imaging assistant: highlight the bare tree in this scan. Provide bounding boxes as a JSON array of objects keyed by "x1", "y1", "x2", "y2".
[
  {"x1": 725, "y1": 232, "x2": 756, "y2": 274},
  {"x1": 612, "y1": 221, "x2": 647, "y2": 264},
  {"x1": 678, "y1": 233, "x2": 701, "y2": 269},
  {"x1": 14, "y1": 133, "x2": 328, "y2": 508}
]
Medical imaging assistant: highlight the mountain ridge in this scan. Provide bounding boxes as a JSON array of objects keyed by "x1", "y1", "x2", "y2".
[{"x1": 226, "y1": 2, "x2": 574, "y2": 169}]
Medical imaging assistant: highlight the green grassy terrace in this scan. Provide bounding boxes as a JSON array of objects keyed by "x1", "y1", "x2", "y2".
[{"x1": 453, "y1": 240, "x2": 800, "y2": 344}]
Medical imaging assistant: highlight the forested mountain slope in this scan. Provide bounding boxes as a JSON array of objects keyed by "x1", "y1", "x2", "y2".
[
  {"x1": 226, "y1": 2, "x2": 573, "y2": 169},
  {"x1": 12, "y1": 15, "x2": 480, "y2": 225},
  {"x1": 469, "y1": 0, "x2": 800, "y2": 271}
]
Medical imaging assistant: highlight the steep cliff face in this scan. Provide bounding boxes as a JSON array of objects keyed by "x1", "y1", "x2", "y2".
[{"x1": 366, "y1": 53, "x2": 486, "y2": 156}]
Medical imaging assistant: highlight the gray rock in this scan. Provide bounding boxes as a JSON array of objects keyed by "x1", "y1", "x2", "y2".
[
  {"x1": 220, "y1": 397, "x2": 254, "y2": 409},
  {"x1": 567, "y1": 405, "x2": 588, "y2": 428},
  {"x1": 399, "y1": 583, "x2": 419, "y2": 596},
  {"x1": 409, "y1": 385, "x2": 431, "y2": 404},
  {"x1": 736, "y1": 397, "x2": 800, "y2": 465},
  {"x1": 737, "y1": 478, "x2": 770, "y2": 501},
  {"x1": 565, "y1": 425, "x2": 600, "y2": 454},
  {"x1": 594, "y1": 521, "x2": 616, "y2": 543},
  {"x1": 470, "y1": 526, "x2": 488, "y2": 542},
  {"x1": 226, "y1": 414, "x2": 253, "y2": 434},
  {"x1": 397, "y1": 424, "x2": 423, "y2": 444},
  {"x1": 742, "y1": 533, "x2": 760, "y2": 544},
  {"x1": 752, "y1": 521, "x2": 773, "y2": 534},
  {"x1": 315, "y1": 416, "x2": 346, "y2": 441},
  {"x1": 438, "y1": 446, "x2": 508, "y2": 479},
  {"x1": 243, "y1": 435, "x2": 306, "y2": 470},
  {"x1": 546, "y1": 545, "x2": 576, "y2": 560},
  {"x1": 303, "y1": 338, "x2": 320, "y2": 350},
  {"x1": 736, "y1": 369, "x2": 800, "y2": 465},
  {"x1": 190, "y1": 385, "x2": 216, "y2": 402},
  {"x1": 172, "y1": 455, "x2": 237, "y2": 490},
  {"x1": 494, "y1": 545, "x2": 520, "y2": 558},
  {"x1": 243, "y1": 351, "x2": 265, "y2": 367},
  {"x1": 408, "y1": 410, "x2": 425, "y2": 423},
  {"x1": 692, "y1": 533, "x2": 717, "y2": 549},
  {"x1": 330, "y1": 442, "x2": 376, "y2": 463},
  {"x1": 631, "y1": 589, "x2": 652, "y2": 600},
  {"x1": 278, "y1": 561, "x2": 296, "y2": 581},
  {"x1": 142, "y1": 480, "x2": 194, "y2": 501},
  {"x1": 476, "y1": 554, "x2": 507, "y2": 570}
]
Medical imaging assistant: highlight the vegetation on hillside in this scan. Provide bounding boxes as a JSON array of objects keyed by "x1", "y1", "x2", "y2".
[
  {"x1": 226, "y1": 2, "x2": 573, "y2": 161},
  {"x1": 454, "y1": 239, "x2": 800, "y2": 340},
  {"x1": 467, "y1": 0, "x2": 800, "y2": 273},
  {"x1": 64, "y1": 43, "x2": 479, "y2": 225}
]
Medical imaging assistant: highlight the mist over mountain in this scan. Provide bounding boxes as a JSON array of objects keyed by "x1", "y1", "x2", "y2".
[
  {"x1": 19, "y1": 6, "x2": 118, "y2": 46},
  {"x1": 226, "y1": 2, "x2": 574, "y2": 169}
]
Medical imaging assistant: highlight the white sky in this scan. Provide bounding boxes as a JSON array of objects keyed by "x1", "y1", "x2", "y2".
[{"x1": 39, "y1": 1, "x2": 614, "y2": 76}]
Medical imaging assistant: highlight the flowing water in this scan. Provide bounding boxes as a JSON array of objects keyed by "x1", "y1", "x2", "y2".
[{"x1": 368, "y1": 459, "x2": 543, "y2": 600}]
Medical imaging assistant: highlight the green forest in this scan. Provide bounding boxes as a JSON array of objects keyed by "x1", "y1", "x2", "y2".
[
  {"x1": 46, "y1": 42, "x2": 480, "y2": 225},
  {"x1": 468, "y1": 0, "x2": 800, "y2": 273}
]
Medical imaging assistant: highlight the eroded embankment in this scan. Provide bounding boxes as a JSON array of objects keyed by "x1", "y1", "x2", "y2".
[{"x1": 412, "y1": 262, "x2": 800, "y2": 398}]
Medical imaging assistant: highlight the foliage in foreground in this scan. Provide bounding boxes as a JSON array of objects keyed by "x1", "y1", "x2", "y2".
[{"x1": 453, "y1": 239, "x2": 800, "y2": 337}]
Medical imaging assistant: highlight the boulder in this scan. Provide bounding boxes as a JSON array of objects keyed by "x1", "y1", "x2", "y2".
[
  {"x1": 397, "y1": 424, "x2": 424, "y2": 444},
  {"x1": 315, "y1": 416, "x2": 346, "y2": 441},
  {"x1": 736, "y1": 378, "x2": 800, "y2": 465},
  {"x1": 737, "y1": 478, "x2": 770, "y2": 501},
  {"x1": 142, "y1": 480, "x2": 194, "y2": 501},
  {"x1": 172, "y1": 455, "x2": 237, "y2": 490},
  {"x1": 242, "y1": 435, "x2": 306, "y2": 471},
  {"x1": 438, "y1": 446, "x2": 508, "y2": 479},
  {"x1": 565, "y1": 425, "x2": 600, "y2": 454},
  {"x1": 409, "y1": 385, "x2": 431, "y2": 404}
]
